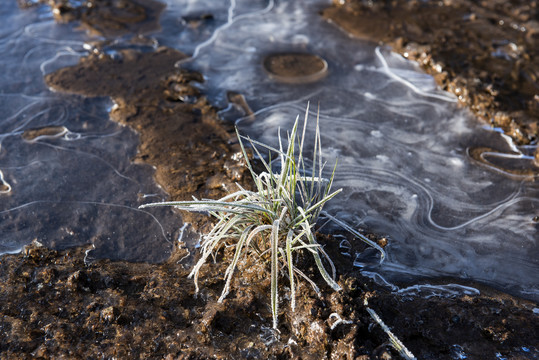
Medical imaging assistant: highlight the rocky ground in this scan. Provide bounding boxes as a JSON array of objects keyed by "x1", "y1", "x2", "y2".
[{"x1": 1, "y1": 0, "x2": 538, "y2": 359}]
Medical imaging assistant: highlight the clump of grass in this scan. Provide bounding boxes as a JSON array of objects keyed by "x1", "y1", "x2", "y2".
[{"x1": 140, "y1": 106, "x2": 383, "y2": 329}]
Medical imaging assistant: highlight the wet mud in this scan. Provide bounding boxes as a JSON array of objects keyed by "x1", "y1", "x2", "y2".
[
  {"x1": 323, "y1": 0, "x2": 539, "y2": 155},
  {"x1": 2, "y1": 0, "x2": 538, "y2": 359},
  {"x1": 1, "y1": 239, "x2": 537, "y2": 359}
]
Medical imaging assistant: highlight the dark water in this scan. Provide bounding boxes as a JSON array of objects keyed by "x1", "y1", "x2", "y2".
[{"x1": 1, "y1": 0, "x2": 538, "y2": 301}]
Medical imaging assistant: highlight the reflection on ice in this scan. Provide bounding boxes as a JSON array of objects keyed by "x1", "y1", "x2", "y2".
[{"x1": 372, "y1": 46, "x2": 457, "y2": 103}]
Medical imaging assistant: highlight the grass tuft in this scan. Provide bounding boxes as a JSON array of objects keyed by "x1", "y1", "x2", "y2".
[{"x1": 140, "y1": 104, "x2": 385, "y2": 329}]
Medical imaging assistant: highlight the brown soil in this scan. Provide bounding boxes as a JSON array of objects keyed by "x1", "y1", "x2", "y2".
[
  {"x1": 1, "y1": 238, "x2": 537, "y2": 359},
  {"x1": 3, "y1": 0, "x2": 538, "y2": 359},
  {"x1": 263, "y1": 53, "x2": 329, "y2": 84},
  {"x1": 323, "y1": 0, "x2": 539, "y2": 160},
  {"x1": 17, "y1": 0, "x2": 165, "y2": 36}
]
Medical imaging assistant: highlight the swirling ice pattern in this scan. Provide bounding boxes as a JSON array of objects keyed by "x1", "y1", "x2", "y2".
[
  {"x1": 0, "y1": 2, "x2": 181, "y2": 262},
  {"x1": 158, "y1": 0, "x2": 539, "y2": 300}
]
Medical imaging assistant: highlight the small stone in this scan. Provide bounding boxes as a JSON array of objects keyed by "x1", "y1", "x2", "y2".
[{"x1": 100, "y1": 306, "x2": 119, "y2": 323}]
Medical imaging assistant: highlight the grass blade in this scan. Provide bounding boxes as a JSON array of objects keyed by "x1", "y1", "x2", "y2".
[{"x1": 270, "y1": 219, "x2": 280, "y2": 329}]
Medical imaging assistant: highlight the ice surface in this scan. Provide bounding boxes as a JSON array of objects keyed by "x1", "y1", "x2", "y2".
[
  {"x1": 159, "y1": 0, "x2": 538, "y2": 300},
  {"x1": 0, "y1": 2, "x2": 180, "y2": 262}
]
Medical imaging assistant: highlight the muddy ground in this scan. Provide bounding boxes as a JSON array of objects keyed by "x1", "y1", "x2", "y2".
[
  {"x1": 1, "y1": 0, "x2": 538, "y2": 359},
  {"x1": 2, "y1": 236, "x2": 538, "y2": 359}
]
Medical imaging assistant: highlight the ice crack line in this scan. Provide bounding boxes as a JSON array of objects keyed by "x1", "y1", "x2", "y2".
[
  {"x1": 179, "y1": 0, "x2": 275, "y2": 64},
  {"x1": 375, "y1": 46, "x2": 456, "y2": 103}
]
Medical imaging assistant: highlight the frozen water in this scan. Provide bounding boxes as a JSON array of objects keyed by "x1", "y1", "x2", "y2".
[
  {"x1": 2, "y1": 0, "x2": 537, "y2": 300},
  {"x1": 159, "y1": 0, "x2": 538, "y2": 300},
  {"x1": 0, "y1": 1, "x2": 180, "y2": 262}
]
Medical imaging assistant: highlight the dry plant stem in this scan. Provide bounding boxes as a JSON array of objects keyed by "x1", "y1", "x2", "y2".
[
  {"x1": 364, "y1": 296, "x2": 416, "y2": 360},
  {"x1": 321, "y1": 211, "x2": 386, "y2": 263}
]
